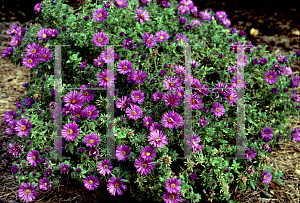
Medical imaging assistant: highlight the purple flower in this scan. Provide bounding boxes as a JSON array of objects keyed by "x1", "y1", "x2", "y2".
[
  {"x1": 162, "y1": 192, "x2": 183, "y2": 203},
  {"x1": 60, "y1": 163, "x2": 70, "y2": 174},
  {"x1": 81, "y1": 105, "x2": 99, "y2": 121},
  {"x1": 178, "y1": 5, "x2": 190, "y2": 15},
  {"x1": 45, "y1": 168, "x2": 53, "y2": 177},
  {"x1": 161, "y1": 110, "x2": 184, "y2": 130},
  {"x1": 11, "y1": 165, "x2": 19, "y2": 174},
  {"x1": 179, "y1": 16, "x2": 187, "y2": 25},
  {"x1": 93, "y1": 8, "x2": 108, "y2": 22},
  {"x1": 190, "y1": 20, "x2": 201, "y2": 28},
  {"x1": 261, "y1": 170, "x2": 272, "y2": 185},
  {"x1": 271, "y1": 87, "x2": 279, "y2": 94},
  {"x1": 148, "y1": 130, "x2": 168, "y2": 148},
  {"x1": 259, "y1": 57, "x2": 268, "y2": 65},
  {"x1": 21, "y1": 54, "x2": 39, "y2": 69},
  {"x1": 225, "y1": 87, "x2": 238, "y2": 105},
  {"x1": 239, "y1": 30, "x2": 247, "y2": 36},
  {"x1": 18, "y1": 182, "x2": 39, "y2": 202},
  {"x1": 143, "y1": 116, "x2": 154, "y2": 129},
  {"x1": 92, "y1": 31, "x2": 109, "y2": 47},
  {"x1": 264, "y1": 70, "x2": 278, "y2": 85},
  {"x1": 186, "y1": 132, "x2": 202, "y2": 153},
  {"x1": 163, "y1": 90, "x2": 181, "y2": 109},
  {"x1": 161, "y1": 1, "x2": 170, "y2": 8},
  {"x1": 252, "y1": 58, "x2": 259, "y2": 65},
  {"x1": 34, "y1": 3, "x2": 43, "y2": 14},
  {"x1": 84, "y1": 133, "x2": 101, "y2": 147},
  {"x1": 292, "y1": 91, "x2": 300, "y2": 103},
  {"x1": 174, "y1": 33, "x2": 189, "y2": 46},
  {"x1": 100, "y1": 47, "x2": 119, "y2": 64},
  {"x1": 96, "y1": 69, "x2": 117, "y2": 90},
  {"x1": 160, "y1": 69, "x2": 167, "y2": 77},
  {"x1": 261, "y1": 126, "x2": 273, "y2": 142},
  {"x1": 215, "y1": 11, "x2": 227, "y2": 21},
  {"x1": 276, "y1": 54, "x2": 288, "y2": 64},
  {"x1": 221, "y1": 18, "x2": 231, "y2": 27},
  {"x1": 190, "y1": 6, "x2": 198, "y2": 15},
  {"x1": 142, "y1": 32, "x2": 156, "y2": 48},
  {"x1": 283, "y1": 66, "x2": 292, "y2": 76},
  {"x1": 47, "y1": 28, "x2": 59, "y2": 39},
  {"x1": 14, "y1": 117, "x2": 32, "y2": 138},
  {"x1": 290, "y1": 74, "x2": 300, "y2": 88},
  {"x1": 134, "y1": 155, "x2": 155, "y2": 175},
  {"x1": 130, "y1": 90, "x2": 145, "y2": 105},
  {"x1": 156, "y1": 30, "x2": 169, "y2": 42},
  {"x1": 199, "y1": 117, "x2": 208, "y2": 127},
  {"x1": 25, "y1": 42, "x2": 42, "y2": 58},
  {"x1": 39, "y1": 177, "x2": 51, "y2": 191},
  {"x1": 61, "y1": 122, "x2": 81, "y2": 142},
  {"x1": 27, "y1": 150, "x2": 40, "y2": 167},
  {"x1": 163, "y1": 76, "x2": 182, "y2": 91},
  {"x1": 125, "y1": 104, "x2": 143, "y2": 121},
  {"x1": 291, "y1": 128, "x2": 300, "y2": 142},
  {"x1": 122, "y1": 37, "x2": 136, "y2": 50},
  {"x1": 116, "y1": 144, "x2": 131, "y2": 162},
  {"x1": 199, "y1": 10, "x2": 211, "y2": 21},
  {"x1": 2, "y1": 47, "x2": 14, "y2": 58},
  {"x1": 165, "y1": 176, "x2": 181, "y2": 194},
  {"x1": 230, "y1": 27, "x2": 237, "y2": 34},
  {"x1": 296, "y1": 50, "x2": 300, "y2": 57},
  {"x1": 83, "y1": 175, "x2": 99, "y2": 190},
  {"x1": 97, "y1": 159, "x2": 113, "y2": 176},
  {"x1": 3, "y1": 110, "x2": 17, "y2": 124},
  {"x1": 232, "y1": 73, "x2": 247, "y2": 89},
  {"x1": 63, "y1": 90, "x2": 84, "y2": 111},
  {"x1": 107, "y1": 175, "x2": 127, "y2": 196},
  {"x1": 130, "y1": 69, "x2": 148, "y2": 85},
  {"x1": 80, "y1": 62, "x2": 87, "y2": 68},
  {"x1": 117, "y1": 60, "x2": 133, "y2": 75},
  {"x1": 244, "y1": 147, "x2": 256, "y2": 161},
  {"x1": 135, "y1": 7, "x2": 150, "y2": 24},
  {"x1": 140, "y1": 145, "x2": 156, "y2": 161},
  {"x1": 114, "y1": 0, "x2": 128, "y2": 9},
  {"x1": 116, "y1": 95, "x2": 132, "y2": 110},
  {"x1": 211, "y1": 102, "x2": 225, "y2": 117},
  {"x1": 189, "y1": 173, "x2": 196, "y2": 181}
]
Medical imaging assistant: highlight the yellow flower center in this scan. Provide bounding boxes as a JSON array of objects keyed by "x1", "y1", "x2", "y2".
[
  {"x1": 143, "y1": 163, "x2": 148, "y2": 168},
  {"x1": 185, "y1": 2, "x2": 189, "y2": 5},
  {"x1": 68, "y1": 129, "x2": 73, "y2": 134},
  {"x1": 181, "y1": 10, "x2": 185, "y2": 13},
  {"x1": 264, "y1": 175, "x2": 266, "y2": 179},
  {"x1": 43, "y1": 54, "x2": 47, "y2": 58},
  {"x1": 98, "y1": 62, "x2": 101, "y2": 66},
  {"x1": 28, "y1": 59, "x2": 33, "y2": 64},
  {"x1": 132, "y1": 111, "x2": 137, "y2": 115},
  {"x1": 168, "y1": 118, "x2": 174, "y2": 123},
  {"x1": 146, "y1": 152, "x2": 150, "y2": 156},
  {"x1": 88, "y1": 111, "x2": 92, "y2": 116},
  {"x1": 237, "y1": 80, "x2": 241, "y2": 84},
  {"x1": 15, "y1": 40, "x2": 18, "y2": 44},
  {"x1": 98, "y1": 13, "x2": 102, "y2": 18},
  {"x1": 229, "y1": 96, "x2": 233, "y2": 101},
  {"x1": 269, "y1": 76, "x2": 273, "y2": 79},
  {"x1": 155, "y1": 137, "x2": 161, "y2": 142},
  {"x1": 160, "y1": 36, "x2": 164, "y2": 39},
  {"x1": 122, "y1": 151, "x2": 126, "y2": 156},
  {"x1": 216, "y1": 108, "x2": 219, "y2": 112},
  {"x1": 32, "y1": 155, "x2": 36, "y2": 160},
  {"x1": 115, "y1": 183, "x2": 119, "y2": 188},
  {"x1": 171, "y1": 183, "x2": 175, "y2": 188},
  {"x1": 135, "y1": 96, "x2": 140, "y2": 100},
  {"x1": 147, "y1": 39, "x2": 150, "y2": 43},
  {"x1": 89, "y1": 139, "x2": 94, "y2": 144},
  {"x1": 219, "y1": 15, "x2": 223, "y2": 18},
  {"x1": 37, "y1": 8, "x2": 40, "y2": 12},
  {"x1": 179, "y1": 93, "x2": 182, "y2": 96},
  {"x1": 21, "y1": 125, "x2": 27, "y2": 131},
  {"x1": 146, "y1": 122, "x2": 149, "y2": 126},
  {"x1": 71, "y1": 99, "x2": 76, "y2": 104},
  {"x1": 89, "y1": 180, "x2": 93, "y2": 184},
  {"x1": 44, "y1": 182, "x2": 47, "y2": 186},
  {"x1": 104, "y1": 77, "x2": 108, "y2": 82},
  {"x1": 32, "y1": 49, "x2": 36, "y2": 53},
  {"x1": 192, "y1": 99, "x2": 196, "y2": 104},
  {"x1": 169, "y1": 194, "x2": 175, "y2": 200},
  {"x1": 43, "y1": 34, "x2": 47, "y2": 38},
  {"x1": 98, "y1": 38, "x2": 103, "y2": 43},
  {"x1": 170, "y1": 82, "x2": 175, "y2": 86},
  {"x1": 140, "y1": 14, "x2": 144, "y2": 18},
  {"x1": 104, "y1": 165, "x2": 108, "y2": 169},
  {"x1": 85, "y1": 92, "x2": 89, "y2": 96},
  {"x1": 123, "y1": 66, "x2": 127, "y2": 70},
  {"x1": 63, "y1": 167, "x2": 66, "y2": 170},
  {"x1": 25, "y1": 189, "x2": 31, "y2": 195},
  {"x1": 117, "y1": 1, "x2": 122, "y2": 5},
  {"x1": 157, "y1": 97, "x2": 160, "y2": 99},
  {"x1": 203, "y1": 16, "x2": 206, "y2": 19},
  {"x1": 76, "y1": 114, "x2": 80, "y2": 117},
  {"x1": 66, "y1": 111, "x2": 69, "y2": 114},
  {"x1": 137, "y1": 76, "x2": 141, "y2": 80}
]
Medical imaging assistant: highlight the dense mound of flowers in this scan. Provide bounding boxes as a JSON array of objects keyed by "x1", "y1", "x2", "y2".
[{"x1": 2, "y1": 0, "x2": 300, "y2": 202}]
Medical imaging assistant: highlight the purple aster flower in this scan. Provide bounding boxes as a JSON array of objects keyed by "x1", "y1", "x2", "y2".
[
  {"x1": 261, "y1": 126, "x2": 273, "y2": 142},
  {"x1": 232, "y1": 73, "x2": 247, "y2": 89},
  {"x1": 261, "y1": 170, "x2": 272, "y2": 185},
  {"x1": 114, "y1": 0, "x2": 128, "y2": 9},
  {"x1": 92, "y1": 31, "x2": 109, "y2": 47},
  {"x1": 100, "y1": 47, "x2": 119, "y2": 64},
  {"x1": 3, "y1": 110, "x2": 17, "y2": 124},
  {"x1": 199, "y1": 10, "x2": 211, "y2": 21},
  {"x1": 190, "y1": 6, "x2": 198, "y2": 15},
  {"x1": 60, "y1": 163, "x2": 70, "y2": 174},
  {"x1": 252, "y1": 58, "x2": 259, "y2": 65},
  {"x1": 47, "y1": 28, "x2": 59, "y2": 38},
  {"x1": 134, "y1": 155, "x2": 155, "y2": 175},
  {"x1": 161, "y1": 110, "x2": 184, "y2": 130},
  {"x1": 93, "y1": 56, "x2": 105, "y2": 67},
  {"x1": 84, "y1": 133, "x2": 101, "y2": 148},
  {"x1": 225, "y1": 87, "x2": 238, "y2": 105},
  {"x1": 143, "y1": 116, "x2": 154, "y2": 129},
  {"x1": 283, "y1": 66, "x2": 292, "y2": 76},
  {"x1": 107, "y1": 175, "x2": 127, "y2": 196},
  {"x1": 174, "y1": 64, "x2": 185, "y2": 75},
  {"x1": 296, "y1": 50, "x2": 300, "y2": 57},
  {"x1": 227, "y1": 65, "x2": 237, "y2": 73},
  {"x1": 25, "y1": 42, "x2": 42, "y2": 58},
  {"x1": 271, "y1": 87, "x2": 279, "y2": 94},
  {"x1": 37, "y1": 28, "x2": 50, "y2": 41},
  {"x1": 180, "y1": 16, "x2": 187, "y2": 25},
  {"x1": 162, "y1": 192, "x2": 183, "y2": 203},
  {"x1": 2, "y1": 47, "x2": 14, "y2": 58},
  {"x1": 131, "y1": 90, "x2": 145, "y2": 105},
  {"x1": 34, "y1": 3, "x2": 43, "y2": 14},
  {"x1": 244, "y1": 147, "x2": 256, "y2": 161},
  {"x1": 80, "y1": 62, "x2": 87, "y2": 68},
  {"x1": 165, "y1": 176, "x2": 181, "y2": 194},
  {"x1": 156, "y1": 30, "x2": 169, "y2": 42},
  {"x1": 142, "y1": 32, "x2": 156, "y2": 48},
  {"x1": 93, "y1": 8, "x2": 108, "y2": 22},
  {"x1": 230, "y1": 41, "x2": 246, "y2": 53},
  {"x1": 97, "y1": 159, "x2": 113, "y2": 176},
  {"x1": 6, "y1": 120, "x2": 17, "y2": 135},
  {"x1": 185, "y1": 24, "x2": 193, "y2": 30},
  {"x1": 163, "y1": 76, "x2": 182, "y2": 91},
  {"x1": 184, "y1": 92, "x2": 203, "y2": 110},
  {"x1": 14, "y1": 117, "x2": 32, "y2": 138},
  {"x1": 174, "y1": 87, "x2": 185, "y2": 99},
  {"x1": 130, "y1": 69, "x2": 148, "y2": 84},
  {"x1": 160, "y1": 69, "x2": 167, "y2": 77},
  {"x1": 39, "y1": 177, "x2": 51, "y2": 191},
  {"x1": 140, "y1": 146, "x2": 156, "y2": 161},
  {"x1": 27, "y1": 150, "x2": 40, "y2": 167},
  {"x1": 163, "y1": 90, "x2": 181, "y2": 108},
  {"x1": 190, "y1": 20, "x2": 201, "y2": 28},
  {"x1": 149, "y1": 122, "x2": 162, "y2": 133},
  {"x1": 215, "y1": 11, "x2": 227, "y2": 21},
  {"x1": 260, "y1": 57, "x2": 268, "y2": 65},
  {"x1": 18, "y1": 182, "x2": 39, "y2": 202},
  {"x1": 116, "y1": 95, "x2": 132, "y2": 110},
  {"x1": 211, "y1": 102, "x2": 225, "y2": 117},
  {"x1": 61, "y1": 122, "x2": 81, "y2": 142},
  {"x1": 148, "y1": 130, "x2": 168, "y2": 148},
  {"x1": 39, "y1": 48, "x2": 53, "y2": 62},
  {"x1": 21, "y1": 54, "x2": 39, "y2": 69},
  {"x1": 122, "y1": 37, "x2": 136, "y2": 50},
  {"x1": 117, "y1": 60, "x2": 134, "y2": 75},
  {"x1": 45, "y1": 168, "x2": 53, "y2": 177},
  {"x1": 186, "y1": 132, "x2": 201, "y2": 153},
  {"x1": 174, "y1": 33, "x2": 189, "y2": 46},
  {"x1": 8, "y1": 142, "x2": 25, "y2": 157},
  {"x1": 291, "y1": 128, "x2": 300, "y2": 142},
  {"x1": 70, "y1": 108, "x2": 83, "y2": 122},
  {"x1": 290, "y1": 74, "x2": 300, "y2": 88},
  {"x1": 7, "y1": 24, "x2": 20, "y2": 36},
  {"x1": 84, "y1": 175, "x2": 99, "y2": 190},
  {"x1": 195, "y1": 83, "x2": 210, "y2": 96},
  {"x1": 116, "y1": 144, "x2": 131, "y2": 162},
  {"x1": 276, "y1": 54, "x2": 288, "y2": 64},
  {"x1": 96, "y1": 69, "x2": 117, "y2": 91},
  {"x1": 135, "y1": 8, "x2": 150, "y2": 24},
  {"x1": 152, "y1": 91, "x2": 164, "y2": 102},
  {"x1": 264, "y1": 70, "x2": 278, "y2": 85},
  {"x1": 221, "y1": 18, "x2": 231, "y2": 27},
  {"x1": 189, "y1": 173, "x2": 196, "y2": 181},
  {"x1": 161, "y1": 1, "x2": 170, "y2": 8},
  {"x1": 63, "y1": 90, "x2": 84, "y2": 111},
  {"x1": 125, "y1": 104, "x2": 143, "y2": 121},
  {"x1": 180, "y1": 0, "x2": 194, "y2": 8},
  {"x1": 262, "y1": 143, "x2": 270, "y2": 151},
  {"x1": 80, "y1": 84, "x2": 95, "y2": 103},
  {"x1": 239, "y1": 30, "x2": 247, "y2": 36},
  {"x1": 81, "y1": 105, "x2": 99, "y2": 121},
  {"x1": 199, "y1": 117, "x2": 208, "y2": 127},
  {"x1": 11, "y1": 165, "x2": 19, "y2": 174},
  {"x1": 178, "y1": 5, "x2": 190, "y2": 15},
  {"x1": 292, "y1": 91, "x2": 300, "y2": 103}
]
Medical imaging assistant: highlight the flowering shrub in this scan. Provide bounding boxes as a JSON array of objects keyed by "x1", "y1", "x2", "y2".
[{"x1": 2, "y1": 0, "x2": 300, "y2": 202}]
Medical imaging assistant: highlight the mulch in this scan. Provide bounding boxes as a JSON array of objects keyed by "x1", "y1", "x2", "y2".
[{"x1": 0, "y1": 0, "x2": 300, "y2": 202}]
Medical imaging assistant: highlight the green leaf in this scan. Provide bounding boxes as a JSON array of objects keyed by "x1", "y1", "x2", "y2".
[
  {"x1": 276, "y1": 178, "x2": 283, "y2": 185},
  {"x1": 277, "y1": 172, "x2": 284, "y2": 178},
  {"x1": 264, "y1": 184, "x2": 269, "y2": 191},
  {"x1": 250, "y1": 180, "x2": 255, "y2": 190}
]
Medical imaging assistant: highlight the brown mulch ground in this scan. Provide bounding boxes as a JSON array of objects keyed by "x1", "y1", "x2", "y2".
[{"x1": 0, "y1": 0, "x2": 300, "y2": 202}]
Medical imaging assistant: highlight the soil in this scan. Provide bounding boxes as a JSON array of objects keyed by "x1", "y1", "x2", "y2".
[{"x1": 0, "y1": 0, "x2": 300, "y2": 203}]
